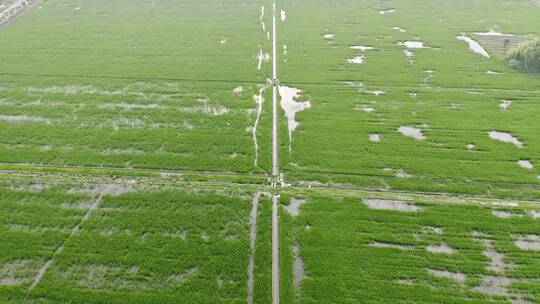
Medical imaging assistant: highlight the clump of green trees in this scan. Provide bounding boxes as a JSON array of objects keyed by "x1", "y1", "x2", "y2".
[{"x1": 505, "y1": 38, "x2": 540, "y2": 72}]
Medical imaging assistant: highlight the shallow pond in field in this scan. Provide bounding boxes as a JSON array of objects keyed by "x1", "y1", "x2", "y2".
[
  {"x1": 517, "y1": 160, "x2": 533, "y2": 169},
  {"x1": 492, "y1": 210, "x2": 522, "y2": 218},
  {"x1": 363, "y1": 199, "x2": 421, "y2": 212},
  {"x1": 323, "y1": 33, "x2": 334, "y2": 40},
  {"x1": 284, "y1": 198, "x2": 306, "y2": 217},
  {"x1": 348, "y1": 55, "x2": 364, "y2": 64},
  {"x1": 279, "y1": 86, "x2": 311, "y2": 147},
  {"x1": 350, "y1": 45, "x2": 374, "y2": 51},
  {"x1": 369, "y1": 133, "x2": 381, "y2": 143},
  {"x1": 379, "y1": 9, "x2": 396, "y2": 15},
  {"x1": 367, "y1": 90, "x2": 385, "y2": 96},
  {"x1": 481, "y1": 239, "x2": 512, "y2": 273},
  {"x1": 398, "y1": 126, "x2": 426, "y2": 140},
  {"x1": 292, "y1": 244, "x2": 305, "y2": 290},
  {"x1": 500, "y1": 100, "x2": 512, "y2": 110},
  {"x1": 457, "y1": 34, "x2": 490, "y2": 58},
  {"x1": 488, "y1": 131, "x2": 523, "y2": 148}
]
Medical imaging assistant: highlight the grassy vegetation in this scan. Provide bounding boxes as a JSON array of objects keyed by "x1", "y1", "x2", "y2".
[
  {"x1": 278, "y1": 0, "x2": 540, "y2": 194},
  {"x1": 0, "y1": 184, "x2": 267, "y2": 303},
  {"x1": 283, "y1": 193, "x2": 540, "y2": 303},
  {"x1": 0, "y1": 0, "x2": 273, "y2": 174}
]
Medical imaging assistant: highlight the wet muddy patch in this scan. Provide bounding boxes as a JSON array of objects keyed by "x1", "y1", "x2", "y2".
[
  {"x1": 492, "y1": 210, "x2": 523, "y2": 219},
  {"x1": 0, "y1": 114, "x2": 51, "y2": 124},
  {"x1": 427, "y1": 269, "x2": 466, "y2": 284},
  {"x1": 284, "y1": 198, "x2": 306, "y2": 217},
  {"x1": 363, "y1": 198, "x2": 422, "y2": 212},
  {"x1": 370, "y1": 242, "x2": 412, "y2": 250},
  {"x1": 0, "y1": 259, "x2": 39, "y2": 286},
  {"x1": 292, "y1": 244, "x2": 305, "y2": 293},
  {"x1": 515, "y1": 235, "x2": 540, "y2": 251},
  {"x1": 488, "y1": 131, "x2": 523, "y2": 148},
  {"x1": 426, "y1": 243, "x2": 455, "y2": 254},
  {"x1": 398, "y1": 126, "x2": 426, "y2": 140}
]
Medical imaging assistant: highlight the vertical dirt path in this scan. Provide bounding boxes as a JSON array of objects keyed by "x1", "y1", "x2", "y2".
[
  {"x1": 271, "y1": 1, "x2": 281, "y2": 303},
  {"x1": 247, "y1": 192, "x2": 261, "y2": 304}
]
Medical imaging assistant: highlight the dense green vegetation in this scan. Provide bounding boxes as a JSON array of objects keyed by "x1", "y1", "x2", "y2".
[
  {"x1": 279, "y1": 0, "x2": 540, "y2": 193},
  {"x1": 506, "y1": 38, "x2": 540, "y2": 73},
  {"x1": 0, "y1": 184, "x2": 265, "y2": 303},
  {"x1": 0, "y1": 0, "x2": 273, "y2": 174},
  {"x1": 283, "y1": 194, "x2": 540, "y2": 303}
]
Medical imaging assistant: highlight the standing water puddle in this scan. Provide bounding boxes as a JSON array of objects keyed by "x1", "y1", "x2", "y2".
[
  {"x1": 488, "y1": 131, "x2": 523, "y2": 148},
  {"x1": 379, "y1": 9, "x2": 396, "y2": 15},
  {"x1": 363, "y1": 199, "x2": 421, "y2": 212},
  {"x1": 347, "y1": 56, "x2": 365, "y2": 64},
  {"x1": 292, "y1": 244, "x2": 305, "y2": 293},
  {"x1": 369, "y1": 133, "x2": 381, "y2": 143},
  {"x1": 259, "y1": 6, "x2": 265, "y2": 32},
  {"x1": 457, "y1": 34, "x2": 490, "y2": 58},
  {"x1": 284, "y1": 198, "x2": 306, "y2": 217},
  {"x1": 252, "y1": 86, "x2": 266, "y2": 166},
  {"x1": 279, "y1": 86, "x2": 312, "y2": 152},
  {"x1": 517, "y1": 160, "x2": 533, "y2": 169},
  {"x1": 500, "y1": 100, "x2": 512, "y2": 110},
  {"x1": 398, "y1": 126, "x2": 426, "y2": 140},
  {"x1": 350, "y1": 45, "x2": 374, "y2": 51},
  {"x1": 257, "y1": 49, "x2": 270, "y2": 70},
  {"x1": 400, "y1": 41, "x2": 426, "y2": 49}
]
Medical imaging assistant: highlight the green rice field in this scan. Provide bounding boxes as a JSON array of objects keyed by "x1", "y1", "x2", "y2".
[{"x1": 0, "y1": 0, "x2": 539, "y2": 303}]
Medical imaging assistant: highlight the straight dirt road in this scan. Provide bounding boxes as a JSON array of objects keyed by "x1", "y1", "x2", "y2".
[{"x1": 271, "y1": 1, "x2": 280, "y2": 304}]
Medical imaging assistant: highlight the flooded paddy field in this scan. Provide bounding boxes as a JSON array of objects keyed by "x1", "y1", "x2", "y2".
[
  {"x1": 0, "y1": 179, "x2": 271, "y2": 304},
  {"x1": 278, "y1": 0, "x2": 540, "y2": 196},
  {"x1": 0, "y1": 0, "x2": 275, "y2": 174},
  {"x1": 279, "y1": 193, "x2": 540, "y2": 303}
]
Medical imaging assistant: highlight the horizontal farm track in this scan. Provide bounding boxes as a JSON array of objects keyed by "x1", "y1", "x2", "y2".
[{"x1": 1, "y1": 0, "x2": 540, "y2": 303}]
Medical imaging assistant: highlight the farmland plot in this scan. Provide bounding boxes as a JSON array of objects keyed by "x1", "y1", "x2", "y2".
[
  {"x1": 0, "y1": 183, "x2": 271, "y2": 304},
  {"x1": 0, "y1": 0, "x2": 274, "y2": 173},
  {"x1": 278, "y1": 0, "x2": 540, "y2": 193},
  {"x1": 281, "y1": 194, "x2": 540, "y2": 303}
]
